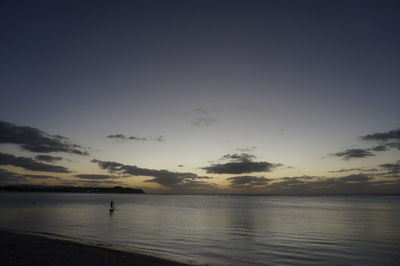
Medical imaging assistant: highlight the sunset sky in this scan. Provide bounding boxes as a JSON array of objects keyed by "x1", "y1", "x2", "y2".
[{"x1": 1, "y1": 0, "x2": 399, "y2": 194}]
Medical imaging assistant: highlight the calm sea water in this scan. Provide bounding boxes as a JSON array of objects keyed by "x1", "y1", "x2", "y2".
[{"x1": 0, "y1": 193, "x2": 399, "y2": 265}]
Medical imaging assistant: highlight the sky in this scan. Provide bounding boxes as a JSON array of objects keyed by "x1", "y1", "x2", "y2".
[{"x1": 0, "y1": 0, "x2": 399, "y2": 194}]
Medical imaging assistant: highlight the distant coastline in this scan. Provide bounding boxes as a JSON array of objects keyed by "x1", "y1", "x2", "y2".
[{"x1": 0, "y1": 185, "x2": 145, "y2": 194}]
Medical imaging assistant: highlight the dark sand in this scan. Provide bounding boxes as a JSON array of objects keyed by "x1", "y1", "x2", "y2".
[{"x1": 0, "y1": 231, "x2": 190, "y2": 266}]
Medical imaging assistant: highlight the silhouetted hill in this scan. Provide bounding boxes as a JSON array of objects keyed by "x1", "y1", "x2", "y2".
[{"x1": 0, "y1": 185, "x2": 145, "y2": 194}]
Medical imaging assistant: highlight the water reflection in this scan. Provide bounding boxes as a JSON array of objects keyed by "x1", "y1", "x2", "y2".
[{"x1": 0, "y1": 193, "x2": 399, "y2": 265}]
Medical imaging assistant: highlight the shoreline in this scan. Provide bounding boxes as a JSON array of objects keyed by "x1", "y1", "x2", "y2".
[{"x1": 0, "y1": 230, "x2": 191, "y2": 266}]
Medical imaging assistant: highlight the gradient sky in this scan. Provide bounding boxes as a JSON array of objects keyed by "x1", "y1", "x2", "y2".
[{"x1": 1, "y1": 0, "x2": 399, "y2": 194}]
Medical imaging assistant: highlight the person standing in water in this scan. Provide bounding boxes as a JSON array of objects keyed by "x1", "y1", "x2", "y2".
[{"x1": 110, "y1": 200, "x2": 114, "y2": 212}]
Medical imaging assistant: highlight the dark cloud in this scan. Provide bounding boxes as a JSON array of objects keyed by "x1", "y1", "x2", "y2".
[
  {"x1": 0, "y1": 121, "x2": 88, "y2": 155},
  {"x1": 339, "y1": 174, "x2": 372, "y2": 182},
  {"x1": 60, "y1": 180, "x2": 123, "y2": 186},
  {"x1": 371, "y1": 145, "x2": 390, "y2": 152},
  {"x1": 333, "y1": 148, "x2": 375, "y2": 160},
  {"x1": 328, "y1": 168, "x2": 378, "y2": 173},
  {"x1": 361, "y1": 128, "x2": 400, "y2": 142},
  {"x1": 107, "y1": 134, "x2": 164, "y2": 142},
  {"x1": 220, "y1": 174, "x2": 400, "y2": 194},
  {"x1": 0, "y1": 152, "x2": 70, "y2": 173},
  {"x1": 360, "y1": 128, "x2": 400, "y2": 152},
  {"x1": 24, "y1": 174, "x2": 60, "y2": 179},
  {"x1": 0, "y1": 168, "x2": 27, "y2": 184},
  {"x1": 35, "y1": 155, "x2": 63, "y2": 163},
  {"x1": 191, "y1": 117, "x2": 216, "y2": 127},
  {"x1": 227, "y1": 176, "x2": 271, "y2": 187},
  {"x1": 0, "y1": 168, "x2": 60, "y2": 185},
  {"x1": 203, "y1": 153, "x2": 282, "y2": 174},
  {"x1": 128, "y1": 136, "x2": 148, "y2": 141},
  {"x1": 92, "y1": 159, "x2": 212, "y2": 187},
  {"x1": 379, "y1": 161, "x2": 400, "y2": 175},
  {"x1": 331, "y1": 128, "x2": 400, "y2": 162},
  {"x1": 107, "y1": 134, "x2": 126, "y2": 140},
  {"x1": 177, "y1": 165, "x2": 184, "y2": 167},
  {"x1": 261, "y1": 174, "x2": 383, "y2": 194},
  {"x1": 74, "y1": 180, "x2": 122, "y2": 185},
  {"x1": 74, "y1": 174, "x2": 119, "y2": 180},
  {"x1": 387, "y1": 142, "x2": 400, "y2": 150},
  {"x1": 204, "y1": 161, "x2": 280, "y2": 174}
]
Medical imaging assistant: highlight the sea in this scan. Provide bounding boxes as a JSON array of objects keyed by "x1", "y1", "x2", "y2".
[{"x1": 0, "y1": 193, "x2": 399, "y2": 265}]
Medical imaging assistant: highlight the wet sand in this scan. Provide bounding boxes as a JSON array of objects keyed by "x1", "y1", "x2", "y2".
[{"x1": 0, "y1": 230, "x2": 190, "y2": 266}]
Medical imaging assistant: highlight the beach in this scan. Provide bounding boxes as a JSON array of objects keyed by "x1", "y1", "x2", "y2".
[{"x1": 0, "y1": 230, "x2": 189, "y2": 266}]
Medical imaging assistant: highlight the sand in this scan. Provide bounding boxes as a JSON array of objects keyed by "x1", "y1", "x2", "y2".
[{"x1": 0, "y1": 230, "x2": 191, "y2": 266}]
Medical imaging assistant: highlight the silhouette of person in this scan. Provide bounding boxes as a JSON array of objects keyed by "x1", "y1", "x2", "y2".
[{"x1": 110, "y1": 200, "x2": 114, "y2": 212}]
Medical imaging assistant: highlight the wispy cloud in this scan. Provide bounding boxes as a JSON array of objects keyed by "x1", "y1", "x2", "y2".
[
  {"x1": 328, "y1": 168, "x2": 377, "y2": 173},
  {"x1": 107, "y1": 134, "x2": 164, "y2": 142},
  {"x1": 236, "y1": 146, "x2": 256, "y2": 152},
  {"x1": 74, "y1": 174, "x2": 121, "y2": 180},
  {"x1": 227, "y1": 175, "x2": 271, "y2": 188}
]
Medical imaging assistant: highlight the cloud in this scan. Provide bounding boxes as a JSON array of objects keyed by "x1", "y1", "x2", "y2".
[
  {"x1": 60, "y1": 180, "x2": 123, "y2": 186},
  {"x1": 0, "y1": 168, "x2": 27, "y2": 184},
  {"x1": 107, "y1": 134, "x2": 164, "y2": 142},
  {"x1": 331, "y1": 128, "x2": 400, "y2": 162},
  {"x1": 191, "y1": 117, "x2": 216, "y2": 127},
  {"x1": 339, "y1": 174, "x2": 372, "y2": 182},
  {"x1": 73, "y1": 180, "x2": 122, "y2": 185},
  {"x1": 92, "y1": 159, "x2": 212, "y2": 187},
  {"x1": 0, "y1": 168, "x2": 60, "y2": 185},
  {"x1": 227, "y1": 176, "x2": 271, "y2": 187},
  {"x1": 387, "y1": 142, "x2": 400, "y2": 150},
  {"x1": 333, "y1": 149, "x2": 375, "y2": 160},
  {"x1": 236, "y1": 146, "x2": 256, "y2": 152},
  {"x1": 370, "y1": 145, "x2": 390, "y2": 152},
  {"x1": 360, "y1": 128, "x2": 400, "y2": 152},
  {"x1": 0, "y1": 121, "x2": 88, "y2": 155},
  {"x1": 193, "y1": 108, "x2": 208, "y2": 115},
  {"x1": 260, "y1": 174, "x2": 386, "y2": 194},
  {"x1": 203, "y1": 153, "x2": 282, "y2": 174},
  {"x1": 177, "y1": 165, "x2": 184, "y2": 167},
  {"x1": 74, "y1": 174, "x2": 120, "y2": 179},
  {"x1": 328, "y1": 168, "x2": 378, "y2": 173},
  {"x1": 107, "y1": 134, "x2": 126, "y2": 140},
  {"x1": 35, "y1": 155, "x2": 63, "y2": 163},
  {"x1": 194, "y1": 108, "x2": 208, "y2": 115},
  {"x1": 24, "y1": 174, "x2": 60, "y2": 179},
  {"x1": 284, "y1": 174, "x2": 372, "y2": 185},
  {"x1": 221, "y1": 153, "x2": 256, "y2": 162},
  {"x1": 221, "y1": 174, "x2": 400, "y2": 194},
  {"x1": 361, "y1": 128, "x2": 400, "y2": 142},
  {"x1": 0, "y1": 152, "x2": 70, "y2": 173},
  {"x1": 379, "y1": 161, "x2": 400, "y2": 175},
  {"x1": 204, "y1": 161, "x2": 279, "y2": 174}
]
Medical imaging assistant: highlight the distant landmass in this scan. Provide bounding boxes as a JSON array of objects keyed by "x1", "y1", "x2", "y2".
[{"x1": 0, "y1": 185, "x2": 145, "y2": 194}]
